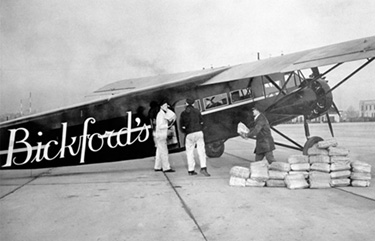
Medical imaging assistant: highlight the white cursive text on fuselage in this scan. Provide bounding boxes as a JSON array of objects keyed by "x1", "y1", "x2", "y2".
[{"x1": 2, "y1": 112, "x2": 150, "y2": 167}]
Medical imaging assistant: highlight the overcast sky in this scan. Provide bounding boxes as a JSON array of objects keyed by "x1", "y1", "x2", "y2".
[{"x1": 1, "y1": 0, "x2": 375, "y2": 116}]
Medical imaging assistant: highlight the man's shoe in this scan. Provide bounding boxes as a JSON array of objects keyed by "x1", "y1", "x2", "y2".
[
  {"x1": 200, "y1": 168, "x2": 211, "y2": 177},
  {"x1": 154, "y1": 168, "x2": 163, "y2": 172},
  {"x1": 188, "y1": 171, "x2": 198, "y2": 176},
  {"x1": 163, "y1": 169, "x2": 175, "y2": 173}
]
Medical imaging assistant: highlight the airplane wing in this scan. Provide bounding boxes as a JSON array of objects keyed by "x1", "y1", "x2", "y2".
[
  {"x1": 0, "y1": 67, "x2": 228, "y2": 127},
  {"x1": 86, "y1": 36, "x2": 375, "y2": 96},
  {"x1": 202, "y1": 36, "x2": 375, "y2": 85},
  {"x1": 86, "y1": 67, "x2": 229, "y2": 99},
  {"x1": 2, "y1": 36, "x2": 374, "y2": 127}
]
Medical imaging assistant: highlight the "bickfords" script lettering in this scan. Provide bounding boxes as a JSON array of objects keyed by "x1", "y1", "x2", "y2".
[{"x1": 3, "y1": 112, "x2": 150, "y2": 167}]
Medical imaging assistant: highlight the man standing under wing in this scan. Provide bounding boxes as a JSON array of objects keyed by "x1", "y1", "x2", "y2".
[{"x1": 180, "y1": 98, "x2": 210, "y2": 176}]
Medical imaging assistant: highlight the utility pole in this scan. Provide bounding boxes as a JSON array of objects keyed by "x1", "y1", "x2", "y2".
[
  {"x1": 29, "y1": 92, "x2": 32, "y2": 114},
  {"x1": 20, "y1": 99, "x2": 23, "y2": 116}
]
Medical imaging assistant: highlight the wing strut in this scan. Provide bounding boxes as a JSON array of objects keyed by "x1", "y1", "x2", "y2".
[
  {"x1": 311, "y1": 63, "x2": 343, "y2": 81},
  {"x1": 265, "y1": 75, "x2": 287, "y2": 95},
  {"x1": 326, "y1": 57, "x2": 375, "y2": 95},
  {"x1": 270, "y1": 126, "x2": 304, "y2": 151}
]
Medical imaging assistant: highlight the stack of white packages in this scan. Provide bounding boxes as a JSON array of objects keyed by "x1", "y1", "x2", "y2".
[
  {"x1": 328, "y1": 145, "x2": 351, "y2": 187},
  {"x1": 247, "y1": 160, "x2": 269, "y2": 187},
  {"x1": 288, "y1": 155, "x2": 310, "y2": 178},
  {"x1": 229, "y1": 139, "x2": 372, "y2": 189},
  {"x1": 309, "y1": 171, "x2": 331, "y2": 188},
  {"x1": 351, "y1": 161, "x2": 372, "y2": 187},
  {"x1": 285, "y1": 155, "x2": 310, "y2": 189},
  {"x1": 285, "y1": 173, "x2": 309, "y2": 189},
  {"x1": 267, "y1": 162, "x2": 290, "y2": 187},
  {"x1": 229, "y1": 166, "x2": 250, "y2": 187},
  {"x1": 228, "y1": 161, "x2": 269, "y2": 187},
  {"x1": 330, "y1": 156, "x2": 351, "y2": 187},
  {"x1": 310, "y1": 138, "x2": 372, "y2": 188},
  {"x1": 308, "y1": 140, "x2": 335, "y2": 188}
]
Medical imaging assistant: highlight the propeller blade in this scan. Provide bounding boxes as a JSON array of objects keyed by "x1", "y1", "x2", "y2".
[
  {"x1": 304, "y1": 116, "x2": 310, "y2": 140},
  {"x1": 332, "y1": 102, "x2": 341, "y2": 117},
  {"x1": 326, "y1": 113, "x2": 335, "y2": 137}
]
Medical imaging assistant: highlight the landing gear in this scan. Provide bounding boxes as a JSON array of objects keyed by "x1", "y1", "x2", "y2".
[
  {"x1": 303, "y1": 136, "x2": 323, "y2": 155},
  {"x1": 205, "y1": 141, "x2": 225, "y2": 158}
]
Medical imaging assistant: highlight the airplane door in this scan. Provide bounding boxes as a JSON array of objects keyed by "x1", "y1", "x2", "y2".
[{"x1": 174, "y1": 99, "x2": 187, "y2": 147}]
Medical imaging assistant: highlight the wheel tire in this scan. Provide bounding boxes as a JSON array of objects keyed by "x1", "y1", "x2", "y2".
[
  {"x1": 303, "y1": 136, "x2": 324, "y2": 155},
  {"x1": 205, "y1": 141, "x2": 225, "y2": 158}
]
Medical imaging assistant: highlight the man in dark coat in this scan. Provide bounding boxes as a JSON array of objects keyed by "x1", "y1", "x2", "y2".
[
  {"x1": 180, "y1": 97, "x2": 210, "y2": 176},
  {"x1": 246, "y1": 106, "x2": 276, "y2": 164}
]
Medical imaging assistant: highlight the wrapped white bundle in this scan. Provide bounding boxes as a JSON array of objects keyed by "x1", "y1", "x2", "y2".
[
  {"x1": 351, "y1": 161, "x2": 372, "y2": 173},
  {"x1": 310, "y1": 163, "x2": 330, "y2": 173},
  {"x1": 288, "y1": 155, "x2": 308, "y2": 164},
  {"x1": 330, "y1": 178, "x2": 350, "y2": 187},
  {"x1": 352, "y1": 180, "x2": 371, "y2": 187},
  {"x1": 290, "y1": 163, "x2": 310, "y2": 171},
  {"x1": 237, "y1": 122, "x2": 249, "y2": 138},
  {"x1": 165, "y1": 109, "x2": 176, "y2": 123},
  {"x1": 317, "y1": 139, "x2": 338, "y2": 149},
  {"x1": 289, "y1": 171, "x2": 309, "y2": 179},
  {"x1": 250, "y1": 164, "x2": 269, "y2": 182},
  {"x1": 331, "y1": 156, "x2": 351, "y2": 163},
  {"x1": 285, "y1": 173, "x2": 309, "y2": 189},
  {"x1": 330, "y1": 170, "x2": 351, "y2": 179},
  {"x1": 309, "y1": 155, "x2": 330, "y2": 164},
  {"x1": 309, "y1": 171, "x2": 331, "y2": 189},
  {"x1": 229, "y1": 176, "x2": 246, "y2": 187},
  {"x1": 330, "y1": 162, "x2": 351, "y2": 172},
  {"x1": 245, "y1": 178, "x2": 266, "y2": 187},
  {"x1": 250, "y1": 160, "x2": 269, "y2": 169},
  {"x1": 229, "y1": 166, "x2": 250, "y2": 179},
  {"x1": 328, "y1": 147, "x2": 349, "y2": 156},
  {"x1": 268, "y1": 170, "x2": 288, "y2": 180},
  {"x1": 351, "y1": 172, "x2": 371, "y2": 180},
  {"x1": 269, "y1": 162, "x2": 291, "y2": 172},
  {"x1": 266, "y1": 180, "x2": 286, "y2": 187},
  {"x1": 308, "y1": 144, "x2": 329, "y2": 156}
]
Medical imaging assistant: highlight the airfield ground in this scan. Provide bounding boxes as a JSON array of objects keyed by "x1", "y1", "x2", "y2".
[{"x1": 1, "y1": 123, "x2": 374, "y2": 241}]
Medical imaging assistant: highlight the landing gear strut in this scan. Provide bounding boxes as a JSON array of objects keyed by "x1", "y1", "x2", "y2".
[
  {"x1": 303, "y1": 116, "x2": 324, "y2": 155},
  {"x1": 205, "y1": 141, "x2": 225, "y2": 158}
]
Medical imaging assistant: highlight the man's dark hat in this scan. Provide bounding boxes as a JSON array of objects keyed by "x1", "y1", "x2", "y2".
[
  {"x1": 186, "y1": 98, "x2": 195, "y2": 105},
  {"x1": 252, "y1": 103, "x2": 262, "y2": 111},
  {"x1": 159, "y1": 98, "x2": 169, "y2": 106}
]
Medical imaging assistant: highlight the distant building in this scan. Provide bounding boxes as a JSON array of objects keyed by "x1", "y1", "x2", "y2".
[
  {"x1": 290, "y1": 108, "x2": 343, "y2": 124},
  {"x1": 359, "y1": 100, "x2": 375, "y2": 118},
  {"x1": 311, "y1": 108, "x2": 343, "y2": 123}
]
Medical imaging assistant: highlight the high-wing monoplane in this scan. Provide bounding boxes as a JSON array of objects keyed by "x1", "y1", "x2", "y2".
[{"x1": 1, "y1": 36, "x2": 374, "y2": 169}]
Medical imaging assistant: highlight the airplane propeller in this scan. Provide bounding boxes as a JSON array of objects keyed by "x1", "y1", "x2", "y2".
[
  {"x1": 331, "y1": 101, "x2": 341, "y2": 118},
  {"x1": 326, "y1": 113, "x2": 334, "y2": 137}
]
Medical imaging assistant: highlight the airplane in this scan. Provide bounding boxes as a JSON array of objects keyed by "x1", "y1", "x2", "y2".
[{"x1": 1, "y1": 36, "x2": 374, "y2": 169}]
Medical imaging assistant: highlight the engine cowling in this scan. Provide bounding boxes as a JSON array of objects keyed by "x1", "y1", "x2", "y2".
[{"x1": 265, "y1": 78, "x2": 333, "y2": 123}]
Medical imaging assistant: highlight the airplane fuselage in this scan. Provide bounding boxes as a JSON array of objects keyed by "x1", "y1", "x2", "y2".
[{"x1": 0, "y1": 71, "x2": 332, "y2": 169}]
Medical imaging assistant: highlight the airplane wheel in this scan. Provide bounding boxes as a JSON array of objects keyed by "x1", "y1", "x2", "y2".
[
  {"x1": 303, "y1": 136, "x2": 323, "y2": 155},
  {"x1": 205, "y1": 141, "x2": 225, "y2": 158}
]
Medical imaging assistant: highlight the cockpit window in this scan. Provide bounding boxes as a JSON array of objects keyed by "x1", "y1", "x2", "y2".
[
  {"x1": 230, "y1": 88, "x2": 253, "y2": 102},
  {"x1": 263, "y1": 80, "x2": 281, "y2": 97},
  {"x1": 204, "y1": 93, "x2": 228, "y2": 110},
  {"x1": 285, "y1": 72, "x2": 302, "y2": 90}
]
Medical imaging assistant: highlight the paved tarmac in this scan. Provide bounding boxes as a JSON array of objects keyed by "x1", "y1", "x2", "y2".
[{"x1": 1, "y1": 123, "x2": 375, "y2": 241}]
